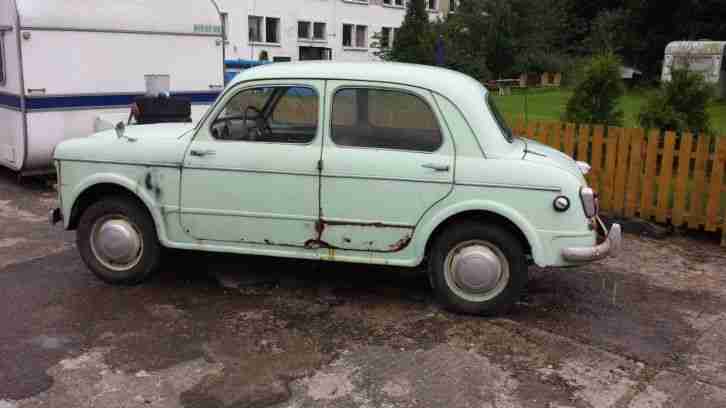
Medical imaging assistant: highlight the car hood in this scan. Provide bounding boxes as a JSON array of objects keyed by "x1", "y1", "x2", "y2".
[{"x1": 54, "y1": 123, "x2": 194, "y2": 166}]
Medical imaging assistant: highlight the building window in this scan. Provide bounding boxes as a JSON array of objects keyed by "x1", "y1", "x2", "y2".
[
  {"x1": 396, "y1": 0, "x2": 403, "y2": 5},
  {"x1": 343, "y1": 24, "x2": 367, "y2": 48},
  {"x1": 383, "y1": 0, "x2": 404, "y2": 6},
  {"x1": 266, "y1": 17, "x2": 280, "y2": 43},
  {"x1": 313, "y1": 22, "x2": 326, "y2": 40},
  {"x1": 380, "y1": 27, "x2": 391, "y2": 48},
  {"x1": 249, "y1": 16, "x2": 263, "y2": 42},
  {"x1": 298, "y1": 21, "x2": 311, "y2": 39},
  {"x1": 342, "y1": 24, "x2": 352, "y2": 47},
  {"x1": 331, "y1": 88, "x2": 442, "y2": 152},
  {"x1": 355, "y1": 25, "x2": 367, "y2": 48},
  {"x1": 427, "y1": 0, "x2": 437, "y2": 10},
  {"x1": 450, "y1": 0, "x2": 458, "y2": 12}
]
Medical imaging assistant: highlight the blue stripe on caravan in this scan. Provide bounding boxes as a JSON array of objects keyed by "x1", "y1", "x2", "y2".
[
  {"x1": 0, "y1": 92, "x2": 22, "y2": 109},
  {"x1": 25, "y1": 91, "x2": 221, "y2": 111}
]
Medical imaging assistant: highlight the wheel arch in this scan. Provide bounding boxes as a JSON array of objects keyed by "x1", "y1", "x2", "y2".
[
  {"x1": 415, "y1": 201, "x2": 544, "y2": 266},
  {"x1": 65, "y1": 174, "x2": 168, "y2": 243}
]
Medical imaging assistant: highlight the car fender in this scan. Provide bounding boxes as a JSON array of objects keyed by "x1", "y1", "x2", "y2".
[
  {"x1": 412, "y1": 199, "x2": 544, "y2": 266},
  {"x1": 66, "y1": 172, "x2": 171, "y2": 244}
]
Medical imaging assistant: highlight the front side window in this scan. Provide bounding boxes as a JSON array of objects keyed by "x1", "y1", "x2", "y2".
[
  {"x1": 212, "y1": 86, "x2": 318, "y2": 144},
  {"x1": 331, "y1": 88, "x2": 442, "y2": 152},
  {"x1": 249, "y1": 16, "x2": 263, "y2": 42},
  {"x1": 427, "y1": 0, "x2": 437, "y2": 10}
]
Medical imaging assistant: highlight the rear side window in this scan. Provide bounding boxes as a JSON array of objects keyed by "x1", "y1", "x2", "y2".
[{"x1": 331, "y1": 88, "x2": 442, "y2": 152}]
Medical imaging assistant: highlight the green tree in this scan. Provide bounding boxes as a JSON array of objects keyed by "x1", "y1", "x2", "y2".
[
  {"x1": 384, "y1": 0, "x2": 434, "y2": 65},
  {"x1": 564, "y1": 53, "x2": 625, "y2": 125},
  {"x1": 638, "y1": 67, "x2": 713, "y2": 134}
]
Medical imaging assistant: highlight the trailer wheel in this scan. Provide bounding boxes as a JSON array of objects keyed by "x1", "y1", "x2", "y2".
[{"x1": 76, "y1": 196, "x2": 161, "y2": 285}]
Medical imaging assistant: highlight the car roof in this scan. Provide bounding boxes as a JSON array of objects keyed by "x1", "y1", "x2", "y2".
[{"x1": 230, "y1": 61, "x2": 487, "y2": 99}]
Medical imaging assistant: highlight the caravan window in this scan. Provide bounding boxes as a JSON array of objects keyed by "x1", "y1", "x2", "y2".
[{"x1": 0, "y1": 31, "x2": 5, "y2": 84}]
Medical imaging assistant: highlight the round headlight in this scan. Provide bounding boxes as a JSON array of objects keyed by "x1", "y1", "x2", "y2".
[{"x1": 553, "y1": 196, "x2": 570, "y2": 212}]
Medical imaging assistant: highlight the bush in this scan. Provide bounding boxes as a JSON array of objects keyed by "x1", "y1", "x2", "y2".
[
  {"x1": 564, "y1": 53, "x2": 625, "y2": 126},
  {"x1": 637, "y1": 68, "x2": 713, "y2": 134}
]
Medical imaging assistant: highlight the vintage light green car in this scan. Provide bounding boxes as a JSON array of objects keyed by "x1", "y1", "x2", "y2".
[{"x1": 51, "y1": 62, "x2": 621, "y2": 315}]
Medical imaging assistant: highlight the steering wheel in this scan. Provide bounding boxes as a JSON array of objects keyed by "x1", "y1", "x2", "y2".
[
  {"x1": 243, "y1": 106, "x2": 272, "y2": 140},
  {"x1": 211, "y1": 117, "x2": 232, "y2": 140}
]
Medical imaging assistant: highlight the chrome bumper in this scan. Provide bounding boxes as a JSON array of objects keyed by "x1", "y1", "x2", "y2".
[
  {"x1": 49, "y1": 208, "x2": 62, "y2": 226},
  {"x1": 562, "y1": 222, "x2": 622, "y2": 262}
]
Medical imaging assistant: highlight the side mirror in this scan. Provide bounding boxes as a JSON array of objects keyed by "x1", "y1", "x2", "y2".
[
  {"x1": 115, "y1": 121, "x2": 126, "y2": 139},
  {"x1": 115, "y1": 121, "x2": 137, "y2": 142}
]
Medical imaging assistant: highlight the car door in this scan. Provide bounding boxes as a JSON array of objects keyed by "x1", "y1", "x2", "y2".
[
  {"x1": 179, "y1": 80, "x2": 324, "y2": 247},
  {"x1": 318, "y1": 82, "x2": 454, "y2": 252}
]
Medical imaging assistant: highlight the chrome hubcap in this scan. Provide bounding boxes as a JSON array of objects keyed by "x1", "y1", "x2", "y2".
[
  {"x1": 90, "y1": 216, "x2": 143, "y2": 271},
  {"x1": 444, "y1": 240, "x2": 509, "y2": 302}
]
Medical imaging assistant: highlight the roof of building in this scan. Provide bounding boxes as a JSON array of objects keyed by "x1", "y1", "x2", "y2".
[
  {"x1": 665, "y1": 41, "x2": 726, "y2": 56},
  {"x1": 14, "y1": 0, "x2": 221, "y2": 35},
  {"x1": 231, "y1": 61, "x2": 488, "y2": 99}
]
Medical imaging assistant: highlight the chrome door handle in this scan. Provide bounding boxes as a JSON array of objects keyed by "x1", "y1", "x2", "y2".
[
  {"x1": 421, "y1": 163, "x2": 450, "y2": 172},
  {"x1": 190, "y1": 149, "x2": 216, "y2": 157}
]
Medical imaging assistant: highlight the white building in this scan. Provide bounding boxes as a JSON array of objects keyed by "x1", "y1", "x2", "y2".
[{"x1": 218, "y1": 0, "x2": 450, "y2": 63}]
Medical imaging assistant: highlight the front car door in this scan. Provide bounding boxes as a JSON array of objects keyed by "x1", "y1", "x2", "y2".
[
  {"x1": 179, "y1": 80, "x2": 323, "y2": 247},
  {"x1": 318, "y1": 81, "x2": 454, "y2": 252}
]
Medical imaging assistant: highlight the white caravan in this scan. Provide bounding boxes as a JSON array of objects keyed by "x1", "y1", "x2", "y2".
[
  {"x1": 662, "y1": 41, "x2": 726, "y2": 98},
  {"x1": 0, "y1": 0, "x2": 225, "y2": 175}
]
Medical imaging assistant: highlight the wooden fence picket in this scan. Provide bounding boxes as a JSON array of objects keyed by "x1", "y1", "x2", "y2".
[
  {"x1": 705, "y1": 137, "x2": 726, "y2": 231},
  {"x1": 689, "y1": 135, "x2": 710, "y2": 228},
  {"x1": 549, "y1": 122, "x2": 562, "y2": 150},
  {"x1": 672, "y1": 133, "x2": 693, "y2": 227},
  {"x1": 612, "y1": 128, "x2": 631, "y2": 215},
  {"x1": 656, "y1": 132, "x2": 676, "y2": 223},
  {"x1": 590, "y1": 126, "x2": 605, "y2": 195},
  {"x1": 563, "y1": 123, "x2": 576, "y2": 158},
  {"x1": 640, "y1": 130, "x2": 660, "y2": 220},
  {"x1": 625, "y1": 128, "x2": 644, "y2": 218},
  {"x1": 601, "y1": 127, "x2": 620, "y2": 211}
]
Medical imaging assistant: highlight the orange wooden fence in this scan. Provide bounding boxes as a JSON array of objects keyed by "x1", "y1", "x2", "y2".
[{"x1": 509, "y1": 119, "x2": 726, "y2": 246}]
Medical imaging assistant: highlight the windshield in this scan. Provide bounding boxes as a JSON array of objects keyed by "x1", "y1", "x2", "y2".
[{"x1": 486, "y1": 93, "x2": 514, "y2": 143}]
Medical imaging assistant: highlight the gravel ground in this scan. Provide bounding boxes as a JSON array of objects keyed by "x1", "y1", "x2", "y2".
[{"x1": 1, "y1": 168, "x2": 726, "y2": 408}]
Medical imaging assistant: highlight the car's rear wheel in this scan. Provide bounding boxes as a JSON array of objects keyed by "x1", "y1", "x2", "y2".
[
  {"x1": 428, "y1": 222, "x2": 527, "y2": 315},
  {"x1": 77, "y1": 196, "x2": 161, "y2": 285}
]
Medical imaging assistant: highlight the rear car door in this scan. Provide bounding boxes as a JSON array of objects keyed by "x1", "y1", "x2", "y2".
[{"x1": 318, "y1": 82, "x2": 454, "y2": 252}]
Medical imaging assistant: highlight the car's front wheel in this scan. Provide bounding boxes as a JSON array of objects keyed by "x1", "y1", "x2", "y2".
[
  {"x1": 77, "y1": 196, "x2": 161, "y2": 285},
  {"x1": 428, "y1": 222, "x2": 527, "y2": 315}
]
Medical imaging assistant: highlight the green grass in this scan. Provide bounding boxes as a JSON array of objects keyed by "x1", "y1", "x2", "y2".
[{"x1": 493, "y1": 88, "x2": 726, "y2": 134}]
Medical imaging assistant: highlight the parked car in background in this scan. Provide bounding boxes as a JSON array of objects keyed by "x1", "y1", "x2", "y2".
[{"x1": 51, "y1": 62, "x2": 621, "y2": 315}]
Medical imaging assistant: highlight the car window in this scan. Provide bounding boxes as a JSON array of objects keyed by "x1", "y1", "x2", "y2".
[
  {"x1": 212, "y1": 86, "x2": 318, "y2": 144},
  {"x1": 331, "y1": 88, "x2": 442, "y2": 152},
  {"x1": 486, "y1": 93, "x2": 513, "y2": 143}
]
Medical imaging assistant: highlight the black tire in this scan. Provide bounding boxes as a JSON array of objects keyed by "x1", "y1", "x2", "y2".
[
  {"x1": 428, "y1": 222, "x2": 527, "y2": 315},
  {"x1": 77, "y1": 195, "x2": 161, "y2": 285}
]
